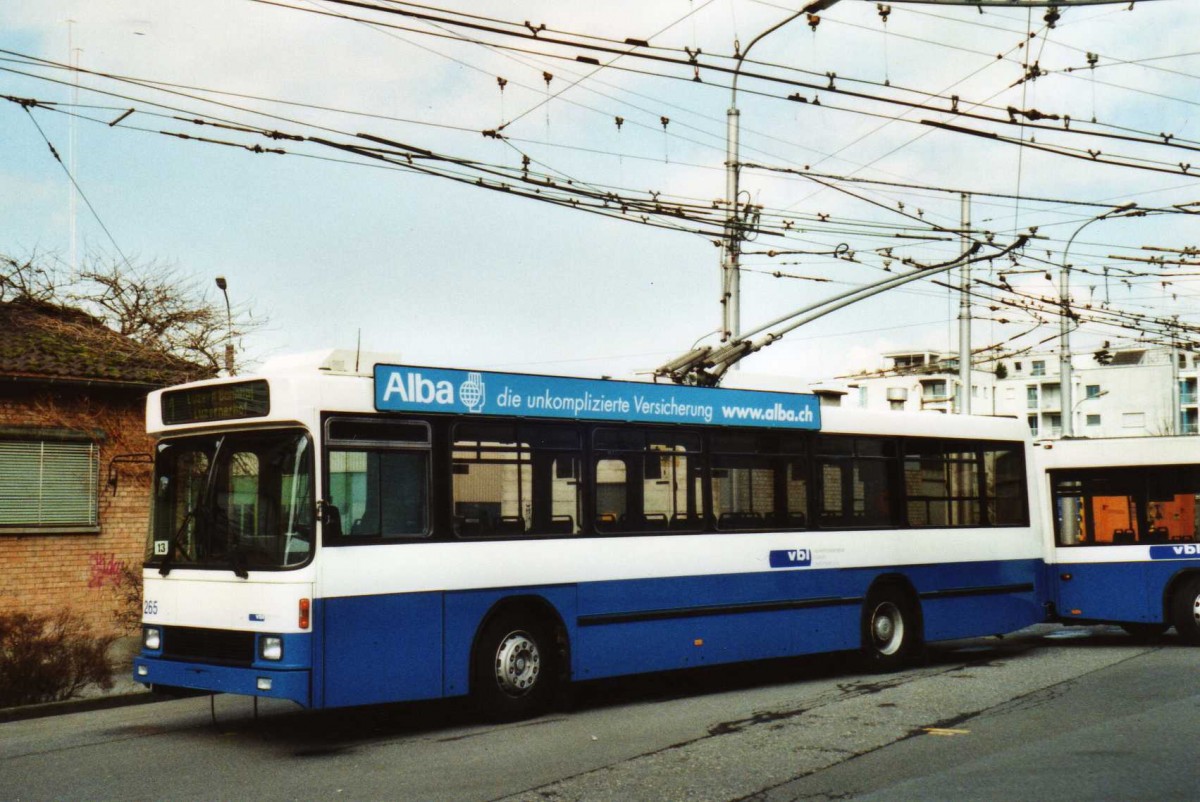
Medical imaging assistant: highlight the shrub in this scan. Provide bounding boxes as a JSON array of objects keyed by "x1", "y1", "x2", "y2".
[{"x1": 0, "y1": 610, "x2": 117, "y2": 707}]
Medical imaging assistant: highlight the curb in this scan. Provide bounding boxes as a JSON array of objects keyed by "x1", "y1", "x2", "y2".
[{"x1": 0, "y1": 687, "x2": 160, "y2": 724}]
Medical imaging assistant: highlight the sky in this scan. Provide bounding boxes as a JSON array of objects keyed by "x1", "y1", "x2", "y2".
[{"x1": 2, "y1": 0, "x2": 1198, "y2": 384}]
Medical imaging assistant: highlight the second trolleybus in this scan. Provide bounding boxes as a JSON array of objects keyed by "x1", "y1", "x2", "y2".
[{"x1": 1038, "y1": 435, "x2": 1200, "y2": 641}]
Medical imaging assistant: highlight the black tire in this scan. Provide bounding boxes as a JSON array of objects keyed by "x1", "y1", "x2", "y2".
[
  {"x1": 862, "y1": 586, "x2": 922, "y2": 671},
  {"x1": 1170, "y1": 576, "x2": 1200, "y2": 645},
  {"x1": 1119, "y1": 622, "x2": 1168, "y2": 642},
  {"x1": 472, "y1": 614, "x2": 558, "y2": 721}
]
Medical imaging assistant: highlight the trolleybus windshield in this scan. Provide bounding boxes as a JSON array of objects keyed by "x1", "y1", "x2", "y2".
[{"x1": 148, "y1": 428, "x2": 315, "y2": 573}]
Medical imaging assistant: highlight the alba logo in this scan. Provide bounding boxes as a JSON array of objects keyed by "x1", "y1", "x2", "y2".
[
  {"x1": 381, "y1": 372, "x2": 454, "y2": 405},
  {"x1": 460, "y1": 372, "x2": 486, "y2": 413}
]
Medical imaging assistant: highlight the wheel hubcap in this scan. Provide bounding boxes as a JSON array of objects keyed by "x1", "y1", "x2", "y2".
[
  {"x1": 871, "y1": 602, "x2": 905, "y2": 656},
  {"x1": 494, "y1": 631, "x2": 540, "y2": 697}
]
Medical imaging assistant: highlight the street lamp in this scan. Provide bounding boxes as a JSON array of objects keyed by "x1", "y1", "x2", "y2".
[
  {"x1": 721, "y1": 0, "x2": 841, "y2": 345},
  {"x1": 215, "y1": 275, "x2": 234, "y2": 376},
  {"x1": 1071, "y1": 389, "x2": 1108, "y2": 435},
  {"x1": 1058, "y1": 203, "x2": 1136, "y2": 436}
]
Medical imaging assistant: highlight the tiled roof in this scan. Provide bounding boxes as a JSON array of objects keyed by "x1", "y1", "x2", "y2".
[{"x1": 0, "y1": 298, "x2": 212, "y2": 388}]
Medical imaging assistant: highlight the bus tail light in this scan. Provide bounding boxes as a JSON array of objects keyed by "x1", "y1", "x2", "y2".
[{"x1": 299, "y1": 598, "x2": 311, "y2": 630}]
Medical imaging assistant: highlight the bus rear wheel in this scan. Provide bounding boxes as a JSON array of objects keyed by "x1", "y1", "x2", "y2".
[
  {"x1": 1171, "y1": 576, "x2": 1200, "y2": 645},
  {"x1": 472, "y1": 614, "x2": 558, "y2": 721},
  {"x1": 862, "y1": 587, "x2": 921, "y2": 671}
]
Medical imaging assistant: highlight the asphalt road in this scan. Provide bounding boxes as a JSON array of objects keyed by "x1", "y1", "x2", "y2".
[{"x1": 1, "y1": 625, "x2": 1196, "y2": 801}]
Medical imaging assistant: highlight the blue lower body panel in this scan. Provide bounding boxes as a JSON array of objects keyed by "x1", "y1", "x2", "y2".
[
  {"x1": 572, "y1": 560, "x2": 1042, "y2": 680},
  {"x1": 133, "y1": 657, "x2": 311, "y2": 706},
  {"x1": 1052, "y1": 560, "x2": 1188, "y2": 624},
  {"x1": 319, "y1": 592, "x2": 444, "y2": 708},
  {"x1": 136, "y1": 559, "x2": 1044, "y2": 710}
]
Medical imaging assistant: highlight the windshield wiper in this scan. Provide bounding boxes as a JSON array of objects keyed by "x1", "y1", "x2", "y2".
[
  {"x1": 158, "y1": 436, "x2": 224, "y2": 578},
  {"x1": 220, "y1": 510, "x2": 249, "y2": 579},
  {"x1": 158, "y1": 506, "x2": 196, "y2": 577}
]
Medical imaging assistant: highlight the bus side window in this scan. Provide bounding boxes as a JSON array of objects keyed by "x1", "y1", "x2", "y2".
[
  {"x1": 815, "y1": 435, "x2": 897, "y2": 529},
  {"x1": 452, "y1": 423, "x2": 582, "y2": 538},
  {"x1": 1053, "y1": 489, "x2": 1085, "y2": 545},
  {"x1": 594, "y1": 458, "x2": 628, "y2": 532},
  {"x1": 711, "y1": 432, "x2": 772, "y2": 531},
  {"x1": 593, "y1": 429, "x2": 703, "y2": 534},
  {"x1": 327, "y1": 450, "x2": 428, "y2": 538},
  {"x1": 1149, "y1": 467, "x2": 1200, "y2": 543},
  {"x1": 324, "y1": 418, "x2": 431, "y2": 542}
]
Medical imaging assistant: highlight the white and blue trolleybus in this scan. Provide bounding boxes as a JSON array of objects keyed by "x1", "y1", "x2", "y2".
[
  {"x1": 1038, "y1": 436, "x2": 1200, "y2": 641},
  {"x1": 135, "y1": 351, "x2": 1044, "y2": 717}
]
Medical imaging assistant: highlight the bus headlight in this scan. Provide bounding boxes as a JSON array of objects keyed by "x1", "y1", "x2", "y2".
[
  {"x1": 259, "y1": 635, "x2": 284, "y2": 661},
  {"x1": 143, "y1": 626, "x2": 162, "y2": 651}
]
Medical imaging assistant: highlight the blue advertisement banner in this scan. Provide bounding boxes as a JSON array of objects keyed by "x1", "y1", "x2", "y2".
[{"x1": 374, "y1": 365, "x2": 820, "y2": 429}]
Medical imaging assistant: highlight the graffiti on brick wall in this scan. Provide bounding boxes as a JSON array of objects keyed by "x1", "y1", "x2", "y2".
[{"x1": 88, "y1": 552, "x2": 127, "y2": 589}]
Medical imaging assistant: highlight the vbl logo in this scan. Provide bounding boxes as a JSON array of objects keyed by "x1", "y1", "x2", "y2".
[
  {"x1": 1149, "y1": 544, "x2": 1200, "y2": 560},
  {"x1": 769, "y1": 548, "x2": 812, "y2": 569}
]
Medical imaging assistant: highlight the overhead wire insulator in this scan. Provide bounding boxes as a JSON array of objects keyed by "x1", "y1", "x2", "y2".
[{"x1": 878, "y1": 4, "x2": 891, "y2": 85}]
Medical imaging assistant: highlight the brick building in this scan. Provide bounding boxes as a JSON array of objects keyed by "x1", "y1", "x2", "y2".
[{"x1": 0, "y1": 298, "x2": 209, "y2": 634}]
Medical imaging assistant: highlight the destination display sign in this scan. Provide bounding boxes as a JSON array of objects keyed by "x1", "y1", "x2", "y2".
[
  {"x1": 161, "y1": 379, "x2": 270, "y2": 425},
  {"x1": 374, "y1": 365, "x2": 820, "y2": 429}
]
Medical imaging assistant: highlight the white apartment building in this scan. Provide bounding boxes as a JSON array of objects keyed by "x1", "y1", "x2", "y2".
[{"x1": 833, "y1": 346, "x2": 1199, "y2": 439}]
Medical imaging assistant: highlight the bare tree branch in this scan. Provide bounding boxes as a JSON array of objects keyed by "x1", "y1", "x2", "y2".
[{"x1": 1, "y1": 251, "x2": 265, "y2": 371}]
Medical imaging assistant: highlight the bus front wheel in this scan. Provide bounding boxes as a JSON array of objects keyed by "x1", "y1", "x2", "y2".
[
  {"x1": 862, "y1": 587, "x2": 922, "y2": 670},
  {"x1": 1170, "y1": 576, "x2": 1200, "y2": 645},
  {"x1": 472, "y1": 614, "x2": 558, "y2": 721}
]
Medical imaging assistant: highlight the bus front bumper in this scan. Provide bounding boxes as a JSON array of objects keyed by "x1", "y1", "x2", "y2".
[{"x1": 133, "y1": 657, "x2": 311, "y2": 707}]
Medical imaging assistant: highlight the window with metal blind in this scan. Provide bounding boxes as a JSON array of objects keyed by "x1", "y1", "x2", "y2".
[{"x1": 0, "y1": 439, "x2": 100, "y2": 531}]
